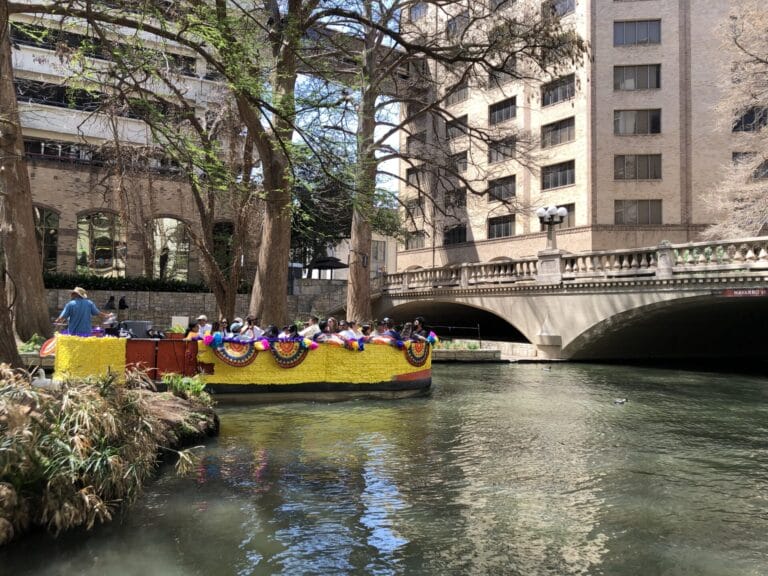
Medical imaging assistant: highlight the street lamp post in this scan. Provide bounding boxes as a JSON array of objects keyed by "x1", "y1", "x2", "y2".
[
  {"x1": 536, "y1": 205, "x2": 568, "y2": 251},
  {"x1": 535, "y1": 204, "x2": 568, "y2": 285}
]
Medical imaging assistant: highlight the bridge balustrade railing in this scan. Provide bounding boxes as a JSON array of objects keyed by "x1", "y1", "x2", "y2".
[
  {"x1": 379, "y1": 236, "x2": 768, "y2": 294},
  {"x1": 562, "y1": 248, "x2": 658, "y2": 281},
  {"x1": 667, "y1": 238, "x2": 768, "y2": 274},
  {"x1": 379, "y1": 257, "x2": 539, "y2": 292},
  {"x1": 562, "y1": 237, "x2": 768, "y2": 282}
]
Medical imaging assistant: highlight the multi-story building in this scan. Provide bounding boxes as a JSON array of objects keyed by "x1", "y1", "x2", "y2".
[
  {"x1": 9, "y1": 13, "x2": 235, "y2": 283},
  {"x1": 396, "y1": 0, "x2": 733, "y2": 271}
]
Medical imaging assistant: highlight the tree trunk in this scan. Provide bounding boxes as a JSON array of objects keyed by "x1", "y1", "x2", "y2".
[
  {"x1": 346, "y1": 18, "x2": 376, "y2": 323},
  {"x1": 249, "y1": 183, "x2": 291, "y2": 327},
  {"x1": 0, "y1": 3, "x2": 52, "y2": 340},
  {"x1": 0, "y1": 233, "x2": 21, "y2": 367}
]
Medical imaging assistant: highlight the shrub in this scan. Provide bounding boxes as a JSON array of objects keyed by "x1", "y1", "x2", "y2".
[{"x1": 161, "y1": 373, "x2": 208, "y2": 401}]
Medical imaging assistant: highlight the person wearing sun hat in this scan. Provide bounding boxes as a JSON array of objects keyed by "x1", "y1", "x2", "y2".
[{"x1": 55, "y1": 287, "x2": 114, "y2": 336}]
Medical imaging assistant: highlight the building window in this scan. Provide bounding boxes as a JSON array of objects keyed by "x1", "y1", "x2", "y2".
[
  {"x1": 541, "y1": 117, "x2": 575, "y2": 148},
  {"x1": 614, "y1": 109, "x2": 662, "y2": 135},
  {"x1": 541, "y1": 160, "x2": 575, "y2": 190},
  {"x1": 404, "y1": 196, "x2": 424, "y2": 217},
  {"x1": 488, "y1": 175, "x2": 516, "y2": 201},
  {"x1": 539, "y1": 203, "x2": 575, "y2": 231},
  {"x1": 614, "y1": 200, "x2": 662, "y2": 224},
  {"x1": 488, "y1": 137, "x2": 516, "y2": 164},
  {"x1": 614, "y1": 64, "x2": 661, "y2": 91},
  {"x1": 732, "y1": 152, "x2": 768, "y2": 179},
  {"x1": 406, "y1": 167, "x2": 423, "y2": 187},
  {"x1": 410, "y1": 2, "x2": 427, "y2": 20},
  {"x1": 33, "y1": 206, "x2": 59, "y2": 273},
  {"x1": 541, "y1": 74, "x2": 575, "y2": 107},
  {"x1": 614, "y1": 20, "x2": 661, "y2": 46},
  {"x1": 406, "y1": 132, "x2": 426, "y2": 155},
  {"x1": 371, "y1": 240, "x2": 387, "y2": 263},
  {"x1": 488, "y1": 215, "x2": 515, "y2": 239},
  {"x1": 733, "y1": 108, "x2": 768, "y2": 132},
  {"x1": 445, "y1": 188, "x2": 467, "y2": 208},
  {"x1": 405, "y1": 231, "x2": 426, "y2": 250},
  {"x1": 151, "y1": 217, "x2": 190, "y2": 281},
  {"x1": 445, "y1": 80, "x2": 469, "y2": 106},
  {"x1": 489, "y1": 97, "x2": 516, "y2": 125},
  {"x1": 614, "y1": 154, "x2": 662, "y2": 180},
  {"x1": 543, "y1": 0, "x2": 575, "y2": 17},
  {"x1": 77, "y1": 212, "x2": 126, "y2": 277},
  {"x1": 488, "y1": 63, "x2": 516, "y2": 88},
  {"x1": 450, "y1": 151, "x2": 468, "y2": 173},
  {"x1": 446, "y1": 115, "x2": 469, "y2": 140},
  {"x1": 443, "y1": 224, "x2": 467, "y2": 245},
  {"x1": 446, "y1": 10, "x2": 469, "y2": 41}
]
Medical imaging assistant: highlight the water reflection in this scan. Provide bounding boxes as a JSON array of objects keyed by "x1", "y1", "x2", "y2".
[{"x1": 2, "y1": 363, "x2": 768, "y2": 576}]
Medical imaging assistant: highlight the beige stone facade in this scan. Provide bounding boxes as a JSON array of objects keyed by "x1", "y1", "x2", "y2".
[{"x1": 397, "y1": 0, "x2": 731, "y2": 271}]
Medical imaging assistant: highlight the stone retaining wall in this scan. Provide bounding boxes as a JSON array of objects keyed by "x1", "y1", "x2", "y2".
[{"x1": 47, "y1": 279, "x2": 349, "y2": 329}]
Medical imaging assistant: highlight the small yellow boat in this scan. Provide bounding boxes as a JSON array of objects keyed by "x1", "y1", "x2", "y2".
[{"x1": 53, "y1": 335, "x2": 432, "y2": 401}]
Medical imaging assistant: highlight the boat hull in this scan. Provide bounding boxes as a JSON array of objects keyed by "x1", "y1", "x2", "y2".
[{"x1": 53, "y1": 335, "x2": 432, "y2": 399}]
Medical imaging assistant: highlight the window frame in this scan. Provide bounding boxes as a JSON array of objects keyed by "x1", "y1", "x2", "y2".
[{"x1": 487, "y1": 215, "x2": 515, "y2": 239}]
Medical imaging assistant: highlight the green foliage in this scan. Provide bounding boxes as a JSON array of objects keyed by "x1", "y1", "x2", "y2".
[
  {"x1": 43, "y1": 272, "x2": 251, "y2": 294},
  {"x1": 18, "y1": 334, "x2": 46, "y2": 353},
  {"x1": 161, "y1": 373, "x2": 208, "y2": 401},
  {"x1": 0, "y1": 365, "x2": 214, "y2": 544}
]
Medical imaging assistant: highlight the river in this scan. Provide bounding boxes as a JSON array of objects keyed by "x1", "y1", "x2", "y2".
[{"x1": 2, "y1": 363, "x2": 768, "y2": 575}]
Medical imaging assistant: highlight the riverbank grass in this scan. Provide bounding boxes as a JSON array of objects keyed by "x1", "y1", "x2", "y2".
[{"x1": 0, "y1": 364, "x2": 218, "y2": 546}]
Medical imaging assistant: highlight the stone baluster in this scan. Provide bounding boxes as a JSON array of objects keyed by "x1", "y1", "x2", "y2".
[
  {"x1": 460, "y1": 263, "x2": 469, "y2": 288},
  {"x1": 656, "y1": 241, "x2": 673, "y2": 279}
]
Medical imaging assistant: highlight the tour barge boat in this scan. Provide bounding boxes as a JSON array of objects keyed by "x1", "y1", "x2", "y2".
[{"x1": 51, "y1": 334, "x2": 433, "y2": 400}]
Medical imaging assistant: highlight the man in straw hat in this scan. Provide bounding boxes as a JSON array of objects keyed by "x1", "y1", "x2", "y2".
[{"x1": 55, "y1": 287, "x2": 114, "y2": 336}]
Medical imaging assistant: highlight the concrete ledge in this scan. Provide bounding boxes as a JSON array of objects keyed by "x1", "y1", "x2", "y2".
[
  {"x1": 20, "y1": 352, "x2": 54, "y2": 370},
  {"x1": 432, "y1": 349, "x2": 505, "y2": 363}
]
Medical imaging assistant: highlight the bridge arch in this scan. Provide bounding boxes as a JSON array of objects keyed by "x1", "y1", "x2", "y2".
[
  {"x1": 375, "y1": 299, "x2": 530, "y2": 342},
  {"x1": 564, "y1": 294, "x2": 768, "y2": 361}
]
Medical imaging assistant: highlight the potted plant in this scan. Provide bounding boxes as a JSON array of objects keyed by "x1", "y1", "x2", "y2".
[{"x1": 166, "y1": 324, "x2": 186, "y2": 340}]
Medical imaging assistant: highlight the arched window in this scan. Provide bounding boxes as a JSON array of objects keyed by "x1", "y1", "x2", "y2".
[
  {"x1": 213, "y1": 221, "x2": 234, "y2": 272},
  {"x1": 76, "y1": 212, "x2": 126, "y2": 277},
  {"x1": 151, "y1": 217, "x2": 190, "y2": 281},
  {"x1": 33, "y1": 206, "x2": 59, "y2": 273}
]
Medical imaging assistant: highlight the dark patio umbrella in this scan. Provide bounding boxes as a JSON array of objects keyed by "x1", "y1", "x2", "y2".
[{"x1": 307, "y1": 256, "x2": 348, "y2": 279}]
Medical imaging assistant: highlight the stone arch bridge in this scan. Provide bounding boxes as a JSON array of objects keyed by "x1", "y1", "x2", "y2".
[{"x1": 372, "y1": 238, "x2": 768, "y2": 361}]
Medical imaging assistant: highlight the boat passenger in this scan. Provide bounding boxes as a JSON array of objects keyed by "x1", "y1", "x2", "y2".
[
  {"x1": 263, "y1": 325, "x2": 279, "y2": 340},
  {"x1": 196, "y1": 315, "x2": 212, "y2": 335},
  {"x1": 240, "y1": 316, "x2": 264, "y2": 341},
  {"x1": 230, "y1": 318, "x2": 244, "y2": 337},
  {"x1": 371, "y1": 319, "x2": 386, "y2": 337},
  {"x1": 400, "y1": 322, "x2": 413, "y2": 340},
  {"x1": 361, "y1": 323, "x2": 372, "y2": 337},
  {"x1": 55, "y1": 286, "x2": 114, "y2": 336},
  {"x1": 279, "y1": 324, "x2": 299, "y2": 340},
  {"x1": 382, "y1": 317, "x2": 401, "y2": 340},
  {"x1": 326, "y1": 317, "x2": 339, "y2": 333},
  {"x1": 339, "y1": 320, "x2": 358, "y2": 340},
  {"x1": 184, "y1": 322, "x2": 200, "y2": 340},
  {"x1": 412, "y1": 316, "x2": 429, "y2": 341},
  {"x1": 314, "y1": 320, "x2": 329, "y2": 342},
  {"x1": 299, "y1": 315, "x2": 320, "y2": 339}
]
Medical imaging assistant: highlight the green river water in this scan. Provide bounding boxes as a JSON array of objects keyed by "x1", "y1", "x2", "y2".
[{"x1": 2, "y1": 363, "x2": 767, "y2": 576}]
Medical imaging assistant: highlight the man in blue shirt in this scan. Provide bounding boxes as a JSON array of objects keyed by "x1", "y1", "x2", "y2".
[{"x1": 56, "y1": 287, "x2": 114, "y2": 336}]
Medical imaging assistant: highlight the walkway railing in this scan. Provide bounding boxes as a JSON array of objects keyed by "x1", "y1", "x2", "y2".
[
  {"x1": 380, "y1": 236, "x2": 768, "y2": 293},
  {"x1": 379, "y1": 257, "x2": 539, "y2": 292}
]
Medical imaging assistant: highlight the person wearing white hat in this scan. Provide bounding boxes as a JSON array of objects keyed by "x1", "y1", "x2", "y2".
[
  {"x1": 55, "y1": 287, "x2": 114, "y2": 336},
  {"x1": 196, "y1": 314, "x2": 212, "y2": 335}
]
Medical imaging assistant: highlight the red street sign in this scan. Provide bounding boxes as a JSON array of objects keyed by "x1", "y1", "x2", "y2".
[{"x1": 717, "y1": 288, "x2": 768, "y2": 297}]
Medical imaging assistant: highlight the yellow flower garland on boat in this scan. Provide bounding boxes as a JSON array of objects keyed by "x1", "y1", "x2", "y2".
[{"x1": 54, "y1": 335, "x2": 127, "y2": 382}]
